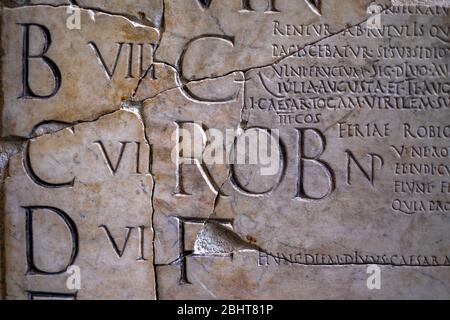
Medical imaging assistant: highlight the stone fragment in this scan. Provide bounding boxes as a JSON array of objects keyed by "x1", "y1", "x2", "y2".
[
  {"x1": 147, "y1": 0, "x2": 450, "y2": 299},
  {"x1": 157, "y1": 252, "x2": 450, "y2": 299},
  {"x1": 0, "y1": 139, "x2": 25, "y2": 300},
  {"x1": 156, "y1": 0, "x2": 392, "y2": 80},
  {"x1": 1, "y1": 0, "x2": 450, "y2": 300},
  {"x1": 143, "y1": 75, "x2": 242, "y2": 265},
  {"x1": 1, "y1": 5, "x2": 159, "y2": 137}
]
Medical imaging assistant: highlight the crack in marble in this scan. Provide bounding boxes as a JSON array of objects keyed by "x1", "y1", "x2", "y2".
[{"x1": 5, "y1": 1, "x2": 446, "y2": 300}]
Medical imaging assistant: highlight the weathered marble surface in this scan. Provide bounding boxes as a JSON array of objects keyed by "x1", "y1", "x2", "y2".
[
  {"x1": 1, "y1": 0, "x2": 450, "y2": 299},
  {"x1": 156, "y1": 0, "x2": 392, "y2": 80},
  {"x1": 146, "y1": 0, "x2": 450, "y2": 299},
  {"x1": 157, "y1": 252, "x2": 450, "y2": 299},
  {"x1": 4, "y1": 0, "x2": 163, "y2": 28}
]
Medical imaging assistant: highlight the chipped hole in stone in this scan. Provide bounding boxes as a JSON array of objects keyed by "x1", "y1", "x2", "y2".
[{"x1": 194, "y1": 222, "x2": 260, "y2": 255}]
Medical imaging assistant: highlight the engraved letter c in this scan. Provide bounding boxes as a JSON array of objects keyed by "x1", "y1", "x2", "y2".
[
  {"x1": 175, "y1": 35, "x2": 239, "y2": 104},
  {"x1": 23, "y1": 137, "x2": 75, "y2": 189}
]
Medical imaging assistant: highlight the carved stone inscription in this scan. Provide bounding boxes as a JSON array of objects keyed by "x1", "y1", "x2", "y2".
[
  {"x1": 4, "y1": 111, "x2": 155, "y2": 299},
  {"x1": 1, "y1": 0, "x2": 449, "y2": 299}
]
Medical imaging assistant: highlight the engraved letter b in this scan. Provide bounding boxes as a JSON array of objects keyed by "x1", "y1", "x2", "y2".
[
  {"x1": 18, "y1": 23, "x2": 62, "y2": 99},
  {"x1": 294, "y1": 128, "x2": 335, "y2": 201}
]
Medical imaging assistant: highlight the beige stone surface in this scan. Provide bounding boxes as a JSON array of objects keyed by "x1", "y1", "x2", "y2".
[
  {"x1": 1, "y1": 0, "x2": 450, "y2": 300},
  {"x1": 4, "y1": 110, "x2": 155, "y2": 299},
  {"x1": 145, "y1": 0, "x2": 450, "y2": 299},
  {"x1": 156, "y1": 0, "x2": 391, "y2": 80},
  {"x1": 4, "y1": 0, "x2": 163, "y2": 28},
  {"x1": 143, "y1": 75, "x2": 242, "y2": 266},
  {"x1": 157, "y1": 252, "x2": 450, "y2": 299},
  {"x1": 0, "y1": 139, "x2": 24, "y2": 299},
  {"x1": 1, "y1": 5, "x2": 159, "y2": 137}
]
